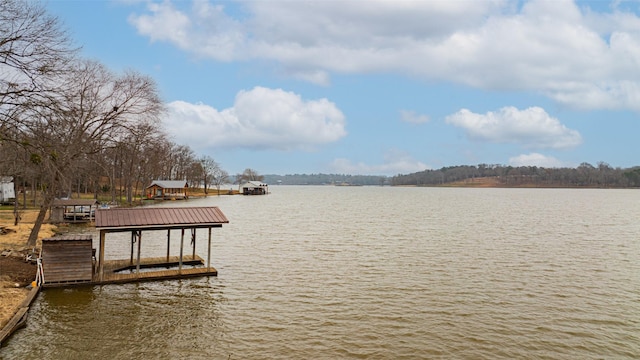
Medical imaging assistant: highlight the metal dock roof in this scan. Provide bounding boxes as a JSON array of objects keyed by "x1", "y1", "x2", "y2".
[{"x1": 95, "y1": 206, "x2": 229, "y2": 230}]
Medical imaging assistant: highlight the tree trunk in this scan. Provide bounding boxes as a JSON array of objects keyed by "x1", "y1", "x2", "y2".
[
  {"x1": 13, "y1": 179, "x2": 20, "y2": 225},
  {"x1": 26, "y1": 195, "x2": 52, "y2": 248},
  {"x1": 22, "y1": 178, "x2": 27, "y2": 210},
  {"x1": 32, "y1": 181, "x2": 36, "y2": 207}
]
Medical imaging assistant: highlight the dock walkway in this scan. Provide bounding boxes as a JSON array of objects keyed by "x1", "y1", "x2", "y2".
[
  {"x1": 97, "y1": 255, "x2": 217, "y2": 284},
  {"x1": 41, "y1": 255, "x2": 217, "y2": 288}
]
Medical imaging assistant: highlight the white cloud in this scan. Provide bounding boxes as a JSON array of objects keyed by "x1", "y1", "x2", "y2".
[
  {"x1": 128, "y1": 0, "x2": 640, "y2": 111},
  {"x1": 129, "y1": 1, "x2": 246, "y2": 61},
  {"x1": 400, "y1": 110, "x2": 430, "y2": 124},
  {"x1": 163, "y1": 86, "x2": 346, "y2": 151},
  {"x1": 509, "y1": 153, "x2": 568, "y2": 168},
  {"x1": 329, "y1": 150, "x2": 428, "y2": 176},
  {"x1": 445, "y1": 106, "x2": 582, "y2": 149}
]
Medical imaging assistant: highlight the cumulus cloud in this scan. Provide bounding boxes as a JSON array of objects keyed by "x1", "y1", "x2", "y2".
[
  {"x1": 329, "y1": 149, "x2": 428, "y2": 176},
  {"x1": 129, "y1": 0, "x2": 640, "y2": 110},
  {"x1": 129, "y1": 1, "x2": 246, "y2": 61},
  {"x1": 509, "y1": 153, "x2": 568, "y2": 168},
  {"x1": 163, "y1": 86, "x2": 346, "y2": 151},
  {"x1": 400, "y1": 110, "x2": 430, "y2": 124},
  {"x1": 445, "y1": 106, "x2": 582, "y2": 149}
]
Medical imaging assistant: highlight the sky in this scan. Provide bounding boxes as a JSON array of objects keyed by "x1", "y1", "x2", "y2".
[{"x1": 44, "y1": 0, "x2": 640, "y2": 176}]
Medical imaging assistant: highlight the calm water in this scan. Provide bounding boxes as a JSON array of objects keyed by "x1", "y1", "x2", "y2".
[{"x1": 2, "y1": 186, "x2": 639, "y2": 359}]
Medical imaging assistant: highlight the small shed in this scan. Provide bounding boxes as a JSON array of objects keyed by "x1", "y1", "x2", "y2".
[
  {"x1": 40, "y1": 235, "x2": 94, "y2": 286},
  {"x1": 239, "y1": 181, "x2": 269, "y2": 195},
  {"x1": 50, "y1": 198, "x2": 100, "y2": 223},
  {"x1": 146, "y1": 180, "x2": 189, "y2": 200}
]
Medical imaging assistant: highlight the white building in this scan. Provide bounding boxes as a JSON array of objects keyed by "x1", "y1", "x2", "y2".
[
  {"x1": 239, "y1": 181, "x2": 269, "y2": 195},
  {"x1": 0, "y1": 177, "x2": 15, "y2": 204}
]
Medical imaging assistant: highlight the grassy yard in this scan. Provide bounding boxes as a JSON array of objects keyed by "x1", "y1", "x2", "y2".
[{"x1": 0, "y1": 208, "x2": 56, "y2": 251}]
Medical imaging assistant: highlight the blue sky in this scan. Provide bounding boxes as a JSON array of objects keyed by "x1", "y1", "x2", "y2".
[{"x1": 45, "y1": 0, "x2": 640, "y2": 176}]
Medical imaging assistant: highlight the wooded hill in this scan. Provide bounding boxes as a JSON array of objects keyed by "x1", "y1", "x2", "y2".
[
  {"x1": 265, "y1": 162, "x2": 640, "y2": 188},
  {"x1": 390, "y1": 163, "x2": 640, "y2": 188}
]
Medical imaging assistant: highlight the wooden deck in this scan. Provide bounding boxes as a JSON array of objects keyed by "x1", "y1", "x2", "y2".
[{"x1": 42, "y1": 255, "x2": 217, "y2": 288}]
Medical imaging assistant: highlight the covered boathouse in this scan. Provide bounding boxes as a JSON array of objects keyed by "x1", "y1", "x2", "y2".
[
  {"x1": 38, "y1": 206, "x2": 229, "y2": 288},
  {"x1": 49, "y1": 198, "x2": 100, "y2": 223},
  {"x1": 145, "y1": 180, "x2": 189, "y2": 200}
]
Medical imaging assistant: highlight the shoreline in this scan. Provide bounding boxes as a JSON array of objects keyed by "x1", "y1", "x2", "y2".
[
  {"x1": 0, "y1": 285, "x2": 39, "y2": 347},
  {"x1": 0, "y1": 210, "x2": 55, "y2": 346}
]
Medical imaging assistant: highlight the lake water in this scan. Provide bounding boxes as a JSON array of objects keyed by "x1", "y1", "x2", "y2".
[{"x1": 2, "y1": 186, "x2": 639, "y2": 359}]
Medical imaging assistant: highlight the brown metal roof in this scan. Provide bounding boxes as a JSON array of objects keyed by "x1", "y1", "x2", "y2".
[{"x1": 95, "y1": 207, "x2": 229, "y2": 230}]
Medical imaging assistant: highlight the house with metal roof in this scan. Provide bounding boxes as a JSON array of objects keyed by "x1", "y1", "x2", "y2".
[{"x1": 145, "y1": 180, "x2": 189, "y2": 200}]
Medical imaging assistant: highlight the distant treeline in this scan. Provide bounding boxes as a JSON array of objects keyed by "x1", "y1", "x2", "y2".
[
  {"x1": 391, "y1": 163, "x2": 640, "y2": 188},
  {"x1": 263, "y1": 174, "x2": 387, "y2": 186},
  {"x1": 264, "y1": 162, "x2": 640, "y2": 188}
]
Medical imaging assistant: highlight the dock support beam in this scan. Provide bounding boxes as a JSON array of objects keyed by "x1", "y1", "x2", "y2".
[
  {"x1": 166, "y1": 229, "x2": 171, "y2": 262},
  {"x1": 135, "y1": 230, "x2": 142, "y2": 276},
  {"x1": 99, "y1": 231, "x2": 106, "y2": 281},
  {"x1": 179, "y1": 228, "x2": 184, "y2": 274},
  {"x1": 207, "y1": 227, "x2": 212, "y2": 271},
  {"x1": 130, "y1": 231, "x2": 135, "y2": 265},
  {"x1": 191, "y1": 228, "x2": 196, "y2": 259}
]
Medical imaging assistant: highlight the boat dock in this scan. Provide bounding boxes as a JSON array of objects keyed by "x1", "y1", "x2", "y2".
[{"x1": 38, "y1": 206, "x2": 229, "y2": 288}]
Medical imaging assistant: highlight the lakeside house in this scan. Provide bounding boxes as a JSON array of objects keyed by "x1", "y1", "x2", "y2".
[
  {"x1": 239, "y1": 181, "x2": 269, "y2": 195},
  {"x1": 146, "y1": 180, "x2": 188, "y2": 200}
]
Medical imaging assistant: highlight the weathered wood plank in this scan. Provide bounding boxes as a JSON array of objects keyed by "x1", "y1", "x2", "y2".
[
  {"x1": 0, "y1": 307, "x2": 28, "y2": 347},
  {"x1": 42, "y1": 238, "x2": 93, "y2": 284}
]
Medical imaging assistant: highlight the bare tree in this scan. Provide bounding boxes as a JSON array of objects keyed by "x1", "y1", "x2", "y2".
[
  {"x1": 0, "y1": 0, "x2": 77, "y2": 226},
  {"x1": 0, "y1": 0, "x2": 76, "y2": 112},
  {"x1": 200, "y1": 156, "x2": 219, "y2": 194},
  {"x1": 142, "y1": 136, "x2": 173, "y2": 182},
  {"x1": 237, "y1": 168, "x2": 264, "y2": 184},
  {"x1": 211, "y1": 168, "x2": 230, "y2": 195},
  {"x1": 116, "y1": 122, "x2": 167, "y2": 204},
  {"x1": 19, "y1": 59, "x2": 163, "y2": 247},
  {"x1": 164, "y1": 144, "x2": 197, "y2": 181}
]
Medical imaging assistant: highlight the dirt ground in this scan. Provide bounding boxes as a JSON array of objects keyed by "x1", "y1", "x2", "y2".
[{"x1": 0, "y1": 210, "x2": 56, "y2": 328}]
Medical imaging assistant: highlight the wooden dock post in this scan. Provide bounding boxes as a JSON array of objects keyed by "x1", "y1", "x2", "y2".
[
  {"x1": 99, "y1": 232, "x2": 106, "y2": 281},
  {"x1": 166, "y1": 229, "x2": 171, "y2": 262},
  {"x1": 191, "y1": 228, "x2": 196, "y2": 259},
  {"x1": 207, "y1": 228, "x2": 212, "y2": 271},
  {"x1": 130, "y1": 231, "x2": 135, "y2": 265},
  {"x1": 179, "y1": 228, "x2": 184, "y2": 274},
  {"x1": 135, "y1": 231, "x2": 142, "y2": 276}
]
